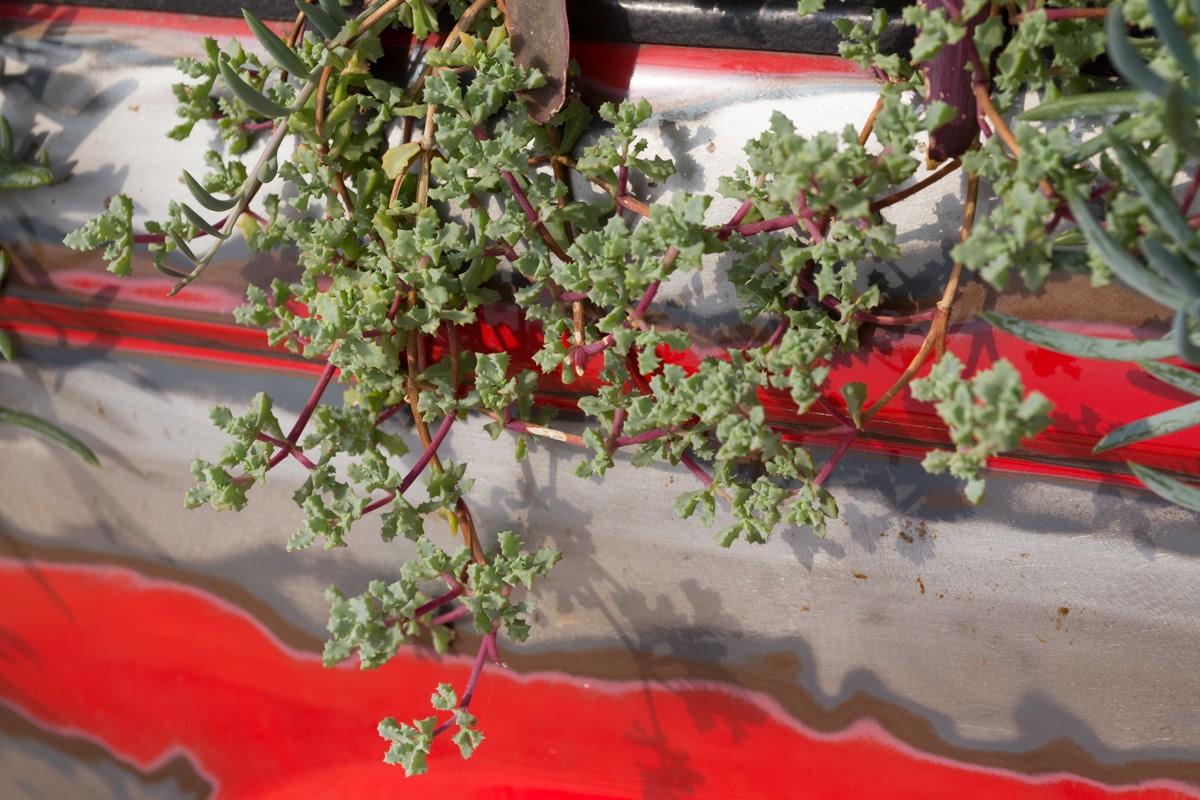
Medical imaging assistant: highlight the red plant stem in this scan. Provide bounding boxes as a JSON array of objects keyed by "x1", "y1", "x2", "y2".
[
  {"x1": 431, "y1": 630, "x2": 496, "y2": 738},
  {"x1": 679, "y1": 451, "x2": 714, "y2": 487},
  {"x1": 429, "y1": 606, "x2": 472, "y2": 627},
  {"x1": 256, "y1": 433, "x2": 318, "y2": 469},
  {"x1": 816, "y1": 395, "x2": 853, "y2": 429},
  {"x1": 617, "y1": 164, "x2": 629, "y2": 199},
  {"x1": 398, "y1": 410, "x2": 456, "y2": 494},
  {"x1": 413, "y1": 584, "x2": 465, "y2": 619},
  {"x1": 719, "y1": 197, "x2": 755, "y2": 239},
  {"x1": 607, "y1": 406, "x2": 627, "y2": 453},
  {"x1": 734, "y1": 213, "x2": 800, "y2": 237},
  {"x1": 1184, "y1": 171, "x2": 1200, "y2": 216},
  {"x1": 571, "y1": 270, "x2": 666, "y2": 368},
  {"x1": 765, "y1": 317, "x2": 789, "y2": 348},
  {"x1": 557, "y1": 291, "x2": 588, "y2": 301},
  {"x1": 813, "y1": 430, "x2": 858, "y2": 487},
  {"x1": 360, "y1": 411, "x2": 457, "y2": 516},
  {"x1": 459, "y1": 631, "x2": 494, "y2": 709},
  {"x1": 376, "y1": 404, "x2": 406, "y2": 426},
  {"x1": 287, "y1": 359, "x2": 337, "y2": 442},
  {"x1": 485, "y1": 628, "x2": 506, "y2": 666},
  {"x1": 795, "y1": 193, "x2": 825, "y2": 242},
  {"x1": 613, "y1": 426, "x2": 678, "y2": 447}
]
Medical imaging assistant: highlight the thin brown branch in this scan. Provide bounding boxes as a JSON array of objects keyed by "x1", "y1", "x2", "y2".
[{"x1": 871, "y1": 158, "x2": 962, "y2": 212}]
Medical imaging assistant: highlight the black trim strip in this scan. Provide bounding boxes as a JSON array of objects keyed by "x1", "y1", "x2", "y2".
[{"x1": 36, "y1": 0, "x2": 912, "y2": 55}]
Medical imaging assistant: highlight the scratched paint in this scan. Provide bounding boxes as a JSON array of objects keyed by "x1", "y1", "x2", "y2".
[{"x1": 0, "y1": 557, "x2": 1195, "y2": 799}]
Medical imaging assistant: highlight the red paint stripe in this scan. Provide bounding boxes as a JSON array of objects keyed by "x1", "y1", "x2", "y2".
[
  {"x1": 0, "y1": 320, "x2": 322, "y2": 375},
  {"x1": 1, "y1": 558, "x2": 1194, "y2": 799},
  {"x1": 0, "y1": 2, "x2": 289, "y2": 33},
  {"x1": 572, "y1": 39, "x2": 861, "y2": 77}
]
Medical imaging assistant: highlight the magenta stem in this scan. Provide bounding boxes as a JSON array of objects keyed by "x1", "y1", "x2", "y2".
[
  {"x1": 287, "y1": 360, "x2": 337, "y2": 442},
  {"x1": 816, "y1": 395, "x2": 853, "y2": 428},
  {"x1": 429, "y1": 606, "x2": 472, "y2": 627},
  {"x1": 1184, "y1": 172, "x2": 1200, "y2": 216},
  {"x1": 719, "y1": 197, "x2": 755, "y2": 239},
  {"x1": 414, "y1": 584, "x2": 465, "y2": 619},
  {"x1": 398, "y1": 410, "x2": 456, "y2": 494},
  {"x1": 734, "y1": 213, "x2": 800, "y2": 237},
  {"x1": 679, "y1": 451, "x2": 714, "y2": 487},
  {"x1": 813, "y1": 430, "x2": 858, "y2": 487}
]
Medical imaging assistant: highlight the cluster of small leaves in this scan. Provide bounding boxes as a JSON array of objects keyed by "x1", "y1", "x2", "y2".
[
  {"x1": 378, "y1": 684, "x2": 482, "y2": 777},
  {"x1": 324, "y1": 533, "x2": 559, "y2": 668},
  {"x1": 910, "y1": 353, "x2": 1053, "y2": 503}
]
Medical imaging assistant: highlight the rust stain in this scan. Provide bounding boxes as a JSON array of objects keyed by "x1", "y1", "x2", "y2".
[
  {"x1": 917, "y1": 576, "x2": 926, "y2": 595},
  {"x1": 898, "y1": 531, "x2": 914, "y2": 544},
  {"x1": 853, "y1": 572, "x2": 869, "y2": 580},
  {"x1": 1056, "y1": 606, "x2": 1071, "y2": 631}
]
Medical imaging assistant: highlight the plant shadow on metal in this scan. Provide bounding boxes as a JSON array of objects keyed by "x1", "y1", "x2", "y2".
[
  {"x1": 1, "y1": 114, "x2": 98, "y2": 466},
  {"x1": 61, "y1": 0, "x2": 1200, "y2": 774}
]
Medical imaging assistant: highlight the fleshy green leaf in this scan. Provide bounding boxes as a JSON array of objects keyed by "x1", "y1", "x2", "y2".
[
  {"x1": 1128, "y1": 461, "x2": 1200, "y2": 511},
  {"x1": 983, "y1": 311, "x2": 1177, "y2": 361},
  {"x1": 243, "y1": 9, "x2": 314, "y2": 80},
  {"x1": 1094, "y1": 399, "x2": 1200, "y2": 452},
  {"x1": 0, "y1": 406, "x2": 99, "y2": 465}
]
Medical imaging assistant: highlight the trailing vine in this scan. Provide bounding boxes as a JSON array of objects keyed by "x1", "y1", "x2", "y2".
[{"x1": 64, "y1": 0, "x2": 1200, "y2": 774}]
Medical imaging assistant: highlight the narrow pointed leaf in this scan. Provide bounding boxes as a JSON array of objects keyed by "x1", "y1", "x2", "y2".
[
  {"x1": 243, "y1": 9, "x2": 314, "y2": 80},
  {"x1": 1109, "y1": 136, "x2": 1200, "y2": 267},
  {"x1": 181, "y1": 203, "x2": 230, "y2": 240},
  {"x1": 297, "y1": 0, "x2": 340, "y2": 39},
  {"x1": 1174, "y1": 305, "x2": 1200, "y2": 364},
  {"x1": 219, "y1": 57, "x2": 291, "y2": 118},
  {"x1": 1094, "y1": 399, "x2": 1200, "y2": 452},
  {"x1": 1142, "y1": 360, "x2": 1200, "y2": 396},
  {"x1": 1106, "y1": 7, "x2": 1167, "y2": 97},
  {"x1": 1142, "y1": 239, "x2": 1200, "y2": 296},
  {"x1": 168, "y1": 229, "x2": 200, "y2": 264},
  {"x1": 0, "y1": 406, "x2": 99, "y2": 466},
  {"x1": 0, "y1": 164, "x2": 52, "y2": 189},
  {"x1": 183, "y1": 170, "x2": 239, "y2": 212},
  {"x1": 0, "y1": 329, "x2": 13, "y2": 362},
  {"x1": 1166, "y1": 83, "x2": 1200, "y2": 160},
  {"x1": 1020, "y1": 90, "x2": 1142, "y2": 122},
  {"x1": 318, "y1": 0, "x2": 347, "y2": 26},
  {"x1": 0, "y1": 115, "x2": 11, "y2": 152},
  {"x1": 1107, "y1": 7, "x2": 1200, "y2": 105},
  {"x1": 983, "y1": 311, "x2": 1177, "y2": 361},
  {"x1": 1147, "y1": 0, "x2": 1200, "y2": 82},
  {"x1": 1065, "y1": 188, "x2": 1180, "y2": 309},
  {"x1": 1128, "y1": 461, "x2": 1200, "y2": 511}
]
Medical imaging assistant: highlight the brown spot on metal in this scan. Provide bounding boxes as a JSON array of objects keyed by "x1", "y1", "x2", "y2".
[
  {"x1": 853, "y1": 572, "x2": 868, "y2": 580},
  {"x1": 916, "y1": 576, "x2": 925, "y2": 595},
  {"x1": 1056, "y1": 607, "x2": 1070, "y2": 631},
  {"x1": 898, "y1": 531, "x2": 914, "y2": 544}
]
